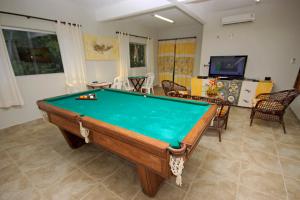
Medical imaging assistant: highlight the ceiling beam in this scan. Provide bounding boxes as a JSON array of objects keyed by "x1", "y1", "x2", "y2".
[{"x1": 167, "y1": 0, "x2": 206, "y2": 24}]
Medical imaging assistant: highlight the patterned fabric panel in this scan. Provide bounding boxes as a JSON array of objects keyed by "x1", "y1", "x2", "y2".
[
  {"x1": 174, "y1": 39, "x2": 196, "y2": 88},
  {"x1": 158, "y1": 40, "x2": 175, "y2": 83}
]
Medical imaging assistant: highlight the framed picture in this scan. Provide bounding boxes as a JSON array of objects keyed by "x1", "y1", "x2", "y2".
[
  {"x1": 130, "y1": 43, "x2": 146, "y2": 68},
  {"x1": 83, "y1": 34, "x2": 119, "y2": 60}
]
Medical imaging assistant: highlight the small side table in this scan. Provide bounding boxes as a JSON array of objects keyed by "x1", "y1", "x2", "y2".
[
  {"x1": 87, "y1": 82, "x2": 112, "y2": 89},
  {"x1": 128, "y1": 76, "x2": 146, "y2": 91}
]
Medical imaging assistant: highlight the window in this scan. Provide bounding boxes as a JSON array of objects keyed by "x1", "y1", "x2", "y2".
[
  {"x1": 2, "y1": 28, "x2": 63, "y2": 76},
  {"x1": 129, "y1": 42, "x2": 146, "y2": 68}
]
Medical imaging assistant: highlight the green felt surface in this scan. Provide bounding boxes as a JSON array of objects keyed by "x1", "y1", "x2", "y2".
[{"x1": 45, "y1": 89, "x2": 211, "y2": 148}]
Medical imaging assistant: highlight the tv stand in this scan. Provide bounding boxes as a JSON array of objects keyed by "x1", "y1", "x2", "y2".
[{"x1": 191, "y1": 77, "x2": 273, "y2": 107}]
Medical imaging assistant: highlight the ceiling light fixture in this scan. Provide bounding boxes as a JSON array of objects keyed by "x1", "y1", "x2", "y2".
[
  {"x1": 255, "y1": 0, "x2": 261, "y2": 2},
  {"x1": 154, "y1": 14, "x2": 174, "y2": 23}
]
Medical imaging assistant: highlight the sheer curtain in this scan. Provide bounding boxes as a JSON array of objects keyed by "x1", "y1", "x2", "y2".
[
  {"x1": 146, "y1": 38, "x2": 154, "y2": 74},
  {"x1": 0, "y1": 29, "x2": 24, "y2": 108},
  {"x1": 55, "y1": 22, "x2": 87, "y2": 93},
  {"x1": 117, "y1": 33, "x2": 130, "y2": 82}
]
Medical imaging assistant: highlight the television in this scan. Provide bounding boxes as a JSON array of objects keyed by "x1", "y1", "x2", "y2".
[{"x1": 209, "y1": 55, "x2": 248, "y2": 79}]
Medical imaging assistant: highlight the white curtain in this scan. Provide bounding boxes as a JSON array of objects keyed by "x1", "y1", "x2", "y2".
[
  {"x1": 0, "y1": 29, "x2": 24, "y2": 108},
  {"x1": 146, "y1": 38, "x2": 154, "y2": 74},
  {"x1": 55, "y1": 22, "x2": 87, "y2": 93},
  {"x1": 117, "y1": 33, "x2": 130, "y2": 81}
]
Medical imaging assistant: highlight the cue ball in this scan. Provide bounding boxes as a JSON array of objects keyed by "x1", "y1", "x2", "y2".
[{"x1": 144, "y1": 95, "x2": 146, "y2": 98}]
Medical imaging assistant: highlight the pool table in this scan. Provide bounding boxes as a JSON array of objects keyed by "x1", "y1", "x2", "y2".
[{"x1": 37, "y1": 89, "x2": 217, "y2": 197}]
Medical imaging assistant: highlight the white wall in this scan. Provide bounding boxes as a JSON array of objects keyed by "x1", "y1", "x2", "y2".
[
  {"x1": 199, "y1": 0, "x2": 300, "y2": 118},
  {"x1": 200, "y1": 0, "x2": 300, "y2": 89},
  {"x1": 96, "y1": 20, "x2": 159, "y2": 83},
  {"x1": 157, "y1": 23, "x2": 203, "y2": 76}
]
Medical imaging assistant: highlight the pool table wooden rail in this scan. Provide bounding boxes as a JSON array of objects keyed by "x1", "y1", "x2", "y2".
[{"x1": 37, "y1": 99, "x2": 217, "y2": 197}]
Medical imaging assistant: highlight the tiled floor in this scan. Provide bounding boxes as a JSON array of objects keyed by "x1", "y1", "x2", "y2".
[{"x1": 0, "y1": 89, "x2": 300, "y2": 200}]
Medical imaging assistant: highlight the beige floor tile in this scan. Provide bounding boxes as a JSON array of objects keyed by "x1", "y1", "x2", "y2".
[
  {"x1": 81, "y1": 184, "x2": 120, "y2": 200},
  {"x1": 0, "y1": 164, "x2": 41, "y2": 200},
  {"x1": 186, "y1": 170, "x2": 237, "y2": 200},
  {"x1": 199, "y1": 151, "x2": 240, "y2": 181},
  {"x1": 0, "y1": 131, "x2": 39, "y2": 152},
  {"x1": 237, "y1": 185, "x2": 283, "y2": 200},
  {"x1": 243, "y1": 124, "x2": 274, "y2": 137},
  {"x1": 221, "y1": 125, "x2": 244, "y2": 144},
  {"x1": 103, "y1": 164, "x2": 140, "y2": 200},
  {"x1": 285, "y1": 177, "x2": 300, "y2": 200},
  {"x1": 273, "y1": 125, "x2": 300, "y2": 136},
  {"x1": 6, "y1": 143, "x2": 61, "y2": 172},
  {"x1": 277, "y1": 143, "x2": 300, "y2": 161},
  {"x1": 42, "y1": 169, "x2": 96, "y2": 200},
  {"x1": 0, "y1": 151, "x2": 12, "y2": 170},
  {"x1": 274, "y1": 134, "x2": 300, "y2": 146},
  {"x1": 134, "y1": 183, "x2": 185, "y2": 200},
  {"x1": 64, "y1": 144, "x2": 103, "y2": 166},
  {"x1": 280, "y1": 157, "x2": 300, "y2": 180},
  {"x1": 243, "y1": 134, "x2": 277, "y2": 155},
  {"x1": 25, "y1": 156, "x2": 77, "y2": 189},
  {"x1": 239, "y1": 161, "x2": 286, "y2": 199},
  {"x1": 80, "y1": 152, "x2": 123, "y2": 181},
  {"x1": 51, "y1": 139, "x2": 75, "y2": 157},
  {"x1": 209, "y1": 140, "x2": 242, "y2": 160},
  {"x1": 241, "y1": 147, "x2": 281, "y2": 173}
]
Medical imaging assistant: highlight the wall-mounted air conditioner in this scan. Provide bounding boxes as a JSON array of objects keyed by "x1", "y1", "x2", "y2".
[{"x1": 221, "y1": 13, "x2": 255, "y2": 25}]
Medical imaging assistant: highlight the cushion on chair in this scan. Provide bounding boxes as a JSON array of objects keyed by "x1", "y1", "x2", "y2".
[
  {"x1": 178, "y1": 90, "x2": 188, "y2": 95},
  {"x1": 216, "y1": 106, "x2": 229, "y2": 117},
  {"x1": 252, "y1": 98, "x2": 258, "y2": 107}
]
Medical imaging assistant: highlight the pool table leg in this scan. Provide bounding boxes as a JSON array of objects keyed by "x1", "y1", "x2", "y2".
[
  {"x1": 59, "y1": 128, "x2": 85, "y2": 149},
  {"x1": 137, "y1": 165, "x2": 164, "y2": 197}
]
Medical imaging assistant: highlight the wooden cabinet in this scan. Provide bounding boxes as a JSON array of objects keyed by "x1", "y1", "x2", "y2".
[{"x1": 191, "y1": 77, "x2": 273, "y2": 108}]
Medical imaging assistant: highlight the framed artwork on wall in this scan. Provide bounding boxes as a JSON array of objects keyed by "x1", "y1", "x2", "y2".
[
  {"x1": 83, "y1": 34, "x2": 119, "y2": 60},
  {"x1": 129, "y1": 42, "x2": 146, "y2": 68}
]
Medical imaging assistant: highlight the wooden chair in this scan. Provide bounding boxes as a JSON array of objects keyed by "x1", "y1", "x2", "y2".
[
  {"x1": 192, "y1": 96, "x2": 231, "y2": 142},
  {"x1": 250, "y1": 89, "x2": 299, "y2": 133},
  {"x1": 161, "y1": 80, "x2": 188, "y2": 96},
  {"x1": 167, "y1": 92, "x2": 231, "y2": 142}
]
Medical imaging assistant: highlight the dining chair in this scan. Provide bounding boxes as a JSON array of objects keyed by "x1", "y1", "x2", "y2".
[
  {"x1": 111, "y1": 76, "x2": 122, "y2": 90},
  {"x1": 141, "y1": 74, "x2": 155, "y2": 94}
]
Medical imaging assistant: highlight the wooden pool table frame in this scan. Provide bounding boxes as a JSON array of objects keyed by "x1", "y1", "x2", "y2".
[{"x1": 37, "y1": 95, "x2": 217, "y2": 197}]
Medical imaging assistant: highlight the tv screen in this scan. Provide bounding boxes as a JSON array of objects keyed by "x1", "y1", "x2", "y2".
[{"x1": 209, "y1": 56, "x2": 247, "y2": 78}]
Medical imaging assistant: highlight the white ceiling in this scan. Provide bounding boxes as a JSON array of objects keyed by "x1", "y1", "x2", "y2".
[
  {"x1": 69, "y1": 0, "x2": 260, "y2": 25},
  {"x1": 117, "y1": 7, "x2": 200, "y2": 30},
  {"x1": 70, "y1": 0, "x2": 127, "y2": 9}
]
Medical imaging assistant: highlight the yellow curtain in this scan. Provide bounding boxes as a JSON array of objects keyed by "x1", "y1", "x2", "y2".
[
  {"x1": 158, "y1": 40, "x2": 175, "y2": 83},
  {"x1": 174, "y1": 38, "x2": 196, "y2": 88}
]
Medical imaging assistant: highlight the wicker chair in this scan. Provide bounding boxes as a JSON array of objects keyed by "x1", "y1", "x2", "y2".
[
  {"x1": 161, "y1": 80, "x2": 188, "y2": 96},
  {"x1": 250, "y1": 89, "x2": 299, "y2": 133},
  {"x1": 167, "y1": 92, "x2": 231, "y2": 142}
]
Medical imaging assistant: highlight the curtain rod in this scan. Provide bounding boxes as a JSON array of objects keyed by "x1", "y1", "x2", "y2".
[
  {"x1": 116, "y1": 31, "x2": 151, "y2": 40},
  {"x1": 0, "y1": 11, "x2": 82, "y2": 27},
  {"x1": 158, "y1": 36, "x2": 197, "y2": 41}
]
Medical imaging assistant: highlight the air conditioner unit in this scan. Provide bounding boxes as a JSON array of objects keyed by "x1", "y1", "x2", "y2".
[{"x1": 221, "y1": 13, "x2": 255, "y2": 25}]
